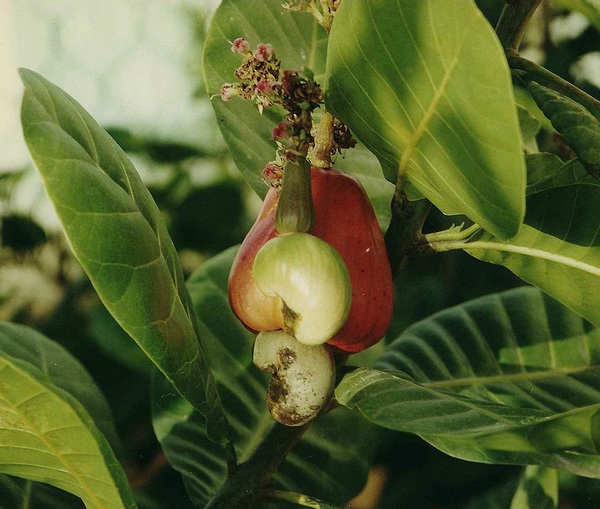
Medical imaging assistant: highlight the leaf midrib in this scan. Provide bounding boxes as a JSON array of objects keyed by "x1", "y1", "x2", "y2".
[
  {"x1": 423, "y1": 363, "x2": 600, "y2": 390},
  {"x1": 397, "y1": 3, "x2": 476, "y2": 180}
]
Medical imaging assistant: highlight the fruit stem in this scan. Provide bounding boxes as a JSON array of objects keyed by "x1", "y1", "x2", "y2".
[{"x1": 275, "y1": 156, "x2": 315, "y2": 234}]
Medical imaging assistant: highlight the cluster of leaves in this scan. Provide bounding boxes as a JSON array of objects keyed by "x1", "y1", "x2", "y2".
[{"x1": 2, "y1": 0, "x2": 600, "y2": 508}]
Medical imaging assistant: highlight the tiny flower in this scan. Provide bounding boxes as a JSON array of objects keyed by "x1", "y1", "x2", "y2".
[
  {"x1": 263, "y1": 163, "x2": 283, "y2": 180},
  {"x1": 272, "y1": 121, "x2": 290, "y2": 140},
  {"x1": 281, "y1": 70, "x2": 298, "y2": 95},
  {"x1": 254, "y1": 44, "x2": 274, "y2": 62},
  {"x1": 255, "y1": 79, "x2": 274, "y2": 95},
  {"x1": 231, "y1": 38, "x2": 250, "y2": 54},
  {"x1": 220, "y1": 83, "x2": 239, "y2": 101}
]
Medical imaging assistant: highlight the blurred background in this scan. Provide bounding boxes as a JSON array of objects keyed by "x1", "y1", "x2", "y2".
[{"x1": 1, "y1": 0, "x2": 600, "y2": 507}]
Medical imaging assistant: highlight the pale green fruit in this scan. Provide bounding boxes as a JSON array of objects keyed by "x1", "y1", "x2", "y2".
[
  {"x1": 253, "y1": 330, "x2": 335, "y2": 426},
  {"x1": 252, "y1": 233, "x2": 351, "y2": 345}
]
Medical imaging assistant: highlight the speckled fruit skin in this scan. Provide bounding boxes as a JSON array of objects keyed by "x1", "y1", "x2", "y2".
[{"x1": 228, "y1": 167, "x2": 393, "y2": 353}]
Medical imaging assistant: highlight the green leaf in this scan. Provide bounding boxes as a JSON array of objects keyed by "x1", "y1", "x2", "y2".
[
  {"x1": 0, "y1": 476, "x2": 84, "y2": 509},
  {"x1": 528, "y1": 82, "x2": 600, "y2": 178},
  {"x1": 526, "y1": 153, "x2": 564, "y2": 189},
  {"x1": 337, "y1": 287, "x2": 600, "y2": 477},
  {"x1": 0, "y1": 322, "x2": 120, "y2": 454},
  {"x1": 519, "y1": 106, "x2": 541, "y2": 153},
  {"x1": 0, "y1": 324, "x2": 136, "y2": 508},
  {"x1": 152, "y1": 247, "x2": 378, "y2": 506},
  {"x1": 19, "y1": 68, "x2": 228, "y2": 444},
  {"x1": 526, "y1": 155, "x2": 589, "y2": 193},
  {"x1": 202, "y1": 0, "x2": 392, "y2": 224},
  {"x1": 88, "y1": 305, "x2": 153, "y2": 376},
  {"x1": 510, "y1": 466, "x2": 558, "y2": 509},
  {"x1": 461, "y1": 184, "x2": 600, "y2": 327},
  {"x1": 526, "y1": 156, "x2": 597, "y2": 194},
  {"x1": 325, "y1": 0, "x2": 525, "y2": 239}
]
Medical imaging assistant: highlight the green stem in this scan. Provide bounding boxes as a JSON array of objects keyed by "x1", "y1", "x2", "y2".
[
  {"x1": 21, "y1": 481, "x2": 33, "y2": 509},
  {"x1": 424, "y1": 223, "x2": 481, "y2": 243},
  {"x1": 384, "y1": 189, "x2": 432, "y2": 279},
  {"x1": 259, "y1": 489, "x2": 349, "y2": 509},
  {"x1": 309, "y1": 1, "x2": 325, "y2": 27},
  {"x1": 203, "y1": 422, "x2": 309, "y2": 509},
  {"x1": 495, "y1": 0, "x2": 543, "y2": 52},
  {"x1": 429, "y1": 238, "x2": 600, "y2": 276},
  {"x1": 508, "y1": 55, "x2": 600, "y2": 117},
  {"x1": 310, "y1": 110, "x2": 335, "y2": 168}
]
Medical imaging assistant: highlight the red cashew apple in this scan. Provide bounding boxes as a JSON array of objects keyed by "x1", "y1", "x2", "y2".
[{"x1": 228, "y1": 166, "x2": 393, "y2": 353}]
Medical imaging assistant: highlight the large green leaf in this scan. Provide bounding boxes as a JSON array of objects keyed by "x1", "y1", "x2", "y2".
[
  {"x1": 152, "y1": 247, "x2": 378, "y2": 506},
  {"x1": 0, "y1": 476, "x2": 84, "y2": 509},
  {"x1": 337, "y1": 287, "x2": 600, "y2": 477},
  {"x1": 202, "y1": 0, "x2": 393, "y2": 225},
  {"x1": 459, "y1": 184, "x2": 600, "y2": 327},
  {"x1": 325, "y1": 0, "x2": 525, "y2": 239},
  {"x1": 0, "y1": 322, "x2": 120, "y2": 453},
  {"x1": 528, "y1": 82, "x2": 600, "y2": 178},
  {"x1": 510, "y1": 466, "x2": 558, "y2": 509},
  {"x1": 463, "y1": 466, "x2": 557, "y2": 509},
  {"x1": 0, "y1": 324, "x2": 136, "y2": 508},
  {"x1": 19, "y1": 68, "x2": 228, "y2": 443}
]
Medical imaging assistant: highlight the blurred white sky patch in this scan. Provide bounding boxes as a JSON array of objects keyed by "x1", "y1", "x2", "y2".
[
  {"x1": 549, "y1": 11, "x2": 590, "y2": 46},
  {"x1": 571, "y1": 51, "x2": 600, "y2": 88},
  {"x1": 0, "y1": 0, "x2": 223, "y2": 172}
]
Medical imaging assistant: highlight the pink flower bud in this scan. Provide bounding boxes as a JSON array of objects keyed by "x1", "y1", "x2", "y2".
[
  {"x1": 255, "y1": 44, "x2": 274, "y2": 62},
  {"x1": 231, "y1": 38, "x2": 250, "y2": 54},
  {"x1": 255, "y1": 79, "x2": 274, "y2": 95},
  {"x1": 263, "y1": 163, "x2": 283, "y2": 180}
]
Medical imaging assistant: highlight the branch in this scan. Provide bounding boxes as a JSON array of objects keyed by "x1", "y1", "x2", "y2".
[
  {"x1": 203, "y1": 422, "x2": 309, "y2": 508},
  {"x1": 495, "y1": 0, "x2": 543, "y2": 53},
  {"x1": 384, "y1": 189, "x2": 432, "y2": 279}
]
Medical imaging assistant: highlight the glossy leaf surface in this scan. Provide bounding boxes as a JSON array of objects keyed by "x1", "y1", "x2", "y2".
[
  {"x1": 337, "y1": 287, "x2": 600, "y2": 477},
  {"x1": 153, "y1": 247, "x2": 378, "y2": 506},
  {"x1": 19, "y1": 69, "x2": 227, "y2": 443},
  {"x1": 326, "y1": 0, "x2": 525, "y2": 239},
  {"x1": 0, "y1": 323, "x2": 136, "y2": 508}
]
